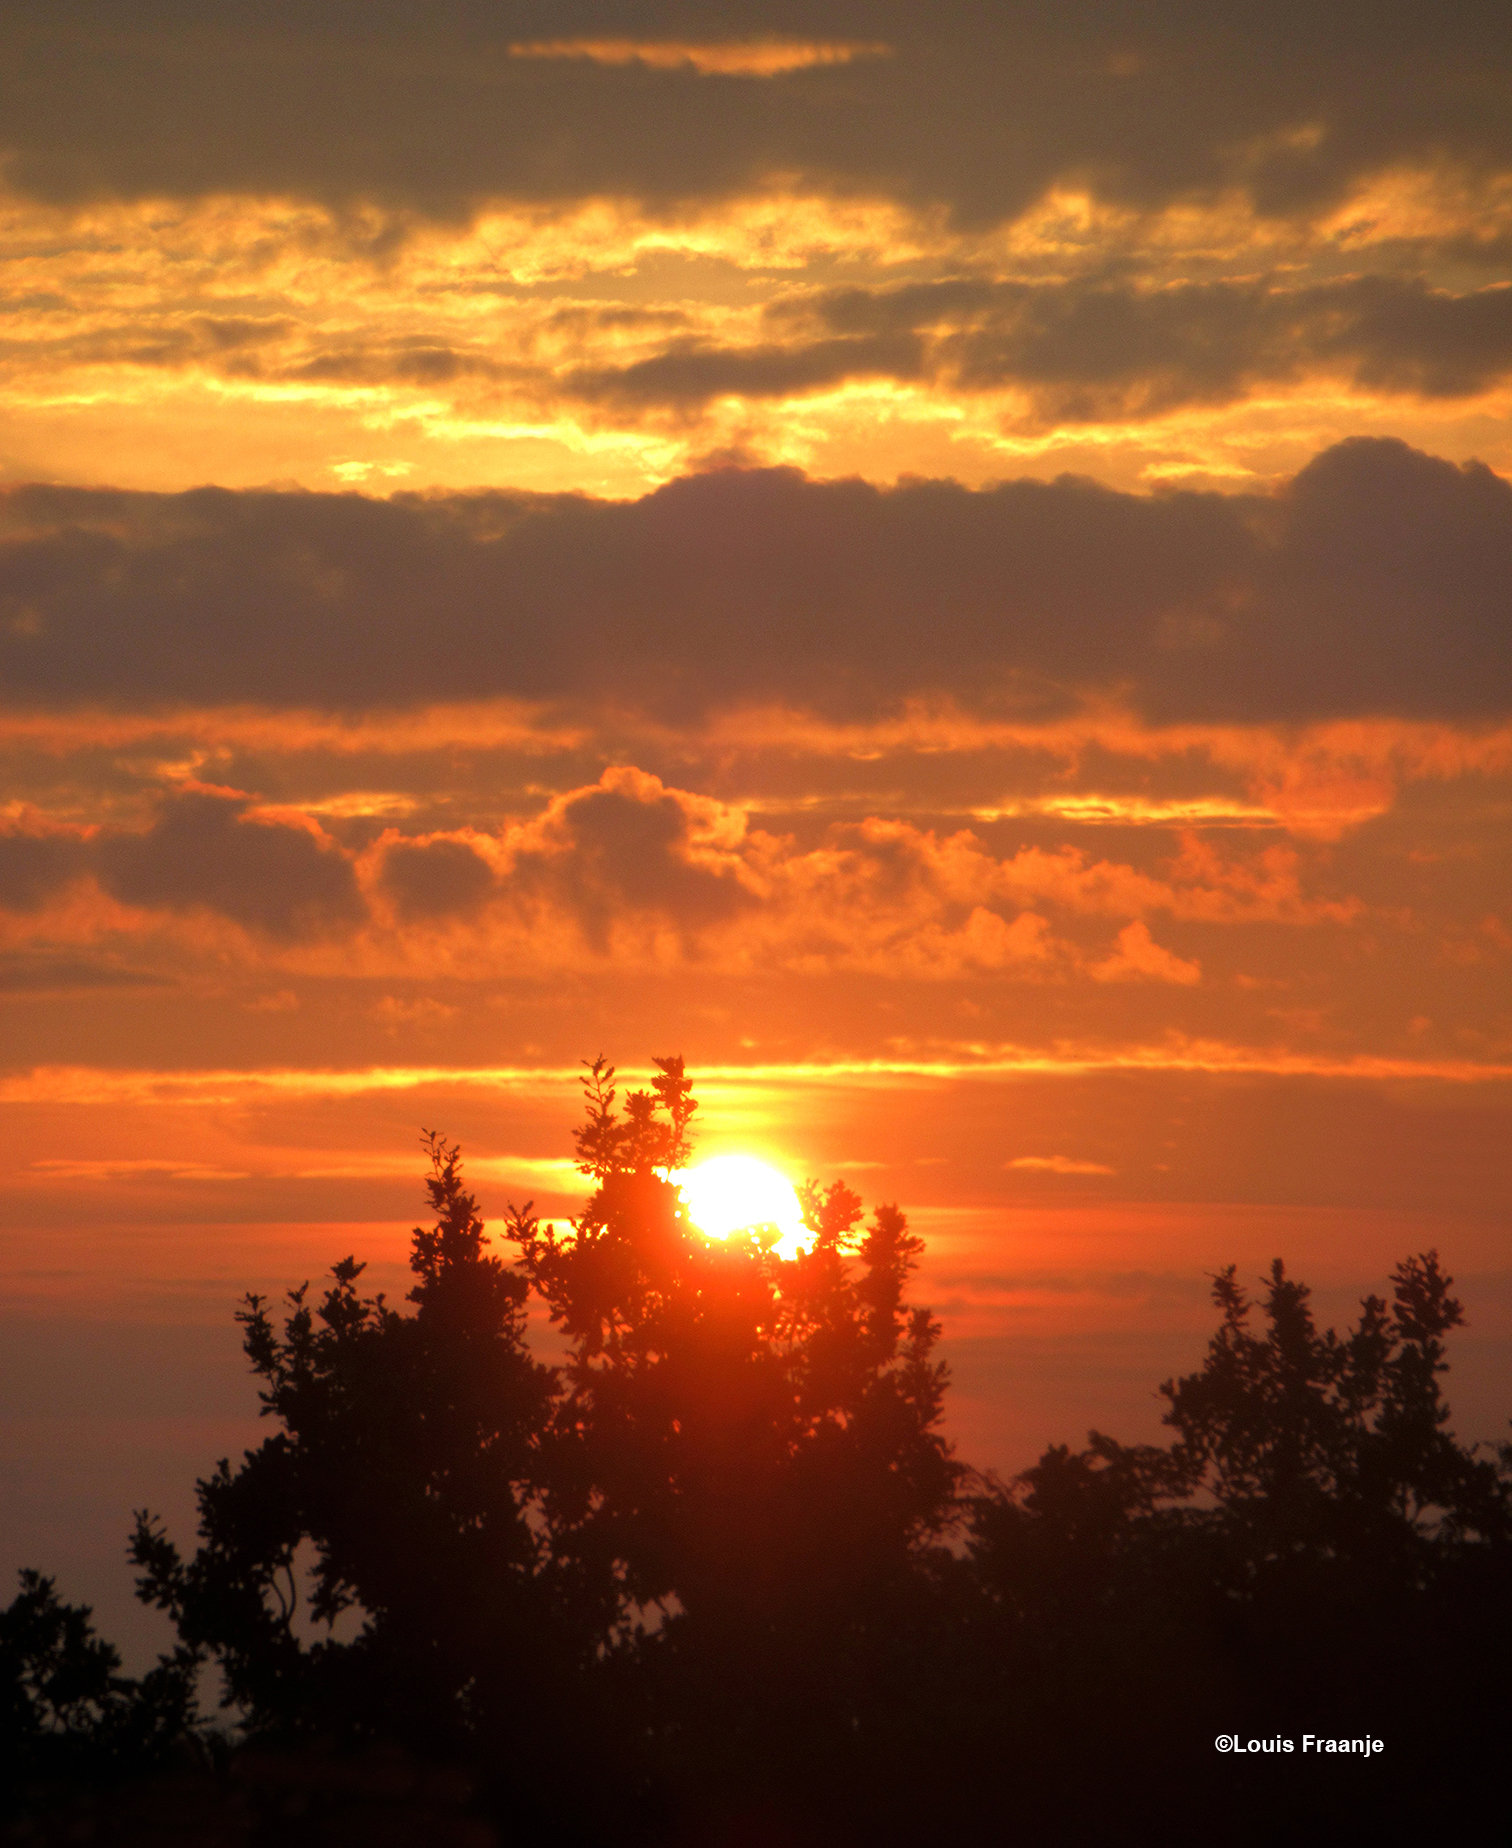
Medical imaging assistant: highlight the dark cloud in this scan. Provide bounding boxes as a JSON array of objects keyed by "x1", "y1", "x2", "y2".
[
  {"x1": 381, "y1": 836, "x2": 496, "y2": 918},
  {"x1": 1, "y1": 3, "x2": 1510, "y2": 231},
  {"x1": 564, "y1": 332, "x2": 925, "y2": 408},
  {"x1": 947, "y1": 276, "x2": 1512, "y2": 409},
  {"x1": 95, "y1": 792, "x2": 365, "y2": 938},
  {"x1": 0, "y1": 316, "x2": 297, "y2": 378},
  {"x1": 0, "y1": 830, "x2": 89, "y2": 910},
  {"x1": 286, "y1": 344, "x2": 517, "y2": 388},
  {"x1": 720, "y1": 274, "x2": 1512, "y2": 419},
  {"x1": 1225, "y1": 439, "x2": 1512, "y2": 727},
  {"x1": 511, "y1": 779, "x2": 756, "y2": 950},
  {"x1": 545, "y1": 306, "x2": 694, "y2": 338},
  {"x1": 0, "y1": 951, "x2": 166, "y2": 993},
  {"x1": 0, "y1": 438, "x2": 1508, "y2": 724},
  {"x1": 0, "y1": 794, "x2": 368, "y2": 937}
]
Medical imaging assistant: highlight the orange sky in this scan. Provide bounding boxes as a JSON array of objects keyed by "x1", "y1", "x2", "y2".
[{"x1": 2, "y1": 1, "x2": 1510, "y2": 1669}]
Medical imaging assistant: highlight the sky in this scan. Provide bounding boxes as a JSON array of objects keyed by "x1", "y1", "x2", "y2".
[{"x1": 3, "y1": 0, "x2": 1510, "y2": 1666}]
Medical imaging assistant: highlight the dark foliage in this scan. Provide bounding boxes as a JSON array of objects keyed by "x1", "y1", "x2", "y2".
[
  {"x1": 0, "y1": 1569, "x2": 197, "y2": 1815},
  {"x1": 5, "y1": 1059, "x2": 1511, "y2": 1842},
  {"x1": 953, "y1": 1253, "x2": 1512, "y2": 1838},
  {"x1": 123, "y1": 1131, "x2": 592, "y2": 1835},
  {"x1": 510, "y1": 1058, "x2": 958, "y2": 1837}
]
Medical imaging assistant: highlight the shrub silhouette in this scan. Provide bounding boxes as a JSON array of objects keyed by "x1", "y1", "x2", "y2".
[
  {"x1": 957, "y1": 1253, "x2": 1512, "y2": 1837},
  {"x1": 973, "y1": 1251, "x2": 1510, "y2": 1604},
  {"x1": 0, "y1": 1570, "x2": 197, "y2": 1809},
  {"x1": 5, "y1": 1057, "x2": 1510, "y2": 1842}
]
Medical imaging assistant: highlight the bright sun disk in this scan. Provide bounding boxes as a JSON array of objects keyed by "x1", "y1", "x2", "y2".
[{"x1": 674, "y1": 1155, "x2": 811, "y2": 1261}]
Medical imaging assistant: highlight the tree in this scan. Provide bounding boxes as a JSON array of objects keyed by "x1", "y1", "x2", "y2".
[
  {"x1": 129, "y1": 1131, "x2": 578, "y2": 1801},
  {"x1": 122, "y1": 1060, "x2": 959, "y2": 1838},
  {"x1": 971, "y1": 1252, "x2": 1511, "y2": 1610},
  {"x1": 960, "y1": 1253, "x2": 1512, "y2": 1838},
  {"x1": 0, "y1": 1569, "x2": 196, "y2": 1809},
  {"x1": 507, "y1": 1057, "x2": 959, "y2": 1832},
  {"x1": 13, "y1": 1066, "x2": 1509, "y2": 1841}
]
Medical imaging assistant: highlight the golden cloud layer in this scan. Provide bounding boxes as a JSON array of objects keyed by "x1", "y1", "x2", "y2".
[{"x1": 3, "y1": 161, "x2": 1510, "y2": 496}]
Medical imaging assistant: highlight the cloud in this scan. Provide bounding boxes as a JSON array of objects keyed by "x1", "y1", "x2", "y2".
[
  {"x1": 0, "y1": 827, "x2": 89, "y2": 911},
  {"x1": 353, "y1": 776, "x2": 1346, "y2": 978},
  {"x1": 1091, "y1": 920, "x2": 1202, "y2": 985},
  {"x1": 95, "y1": 791, "x2": 365, "y2": 939},
  {"x1": 2, "y1": 439, "x2": 1506, "y2": 725},
  {"x1": 1006, "y1": 1156, "x2": 1116, "y2": 1175},
  {"x1": 563, "y1": 332, "x2": 926, "y2": 410},
  {"x1": 7, "y1": 158, "x2": 1512, "y2": 511},
  {"x1": 0, "y1": 950, "x2": 162, "y2": 994},
  {"x1": 15, "y1": 243, "x2": 1512, "y2": 430},
  {"x1": 372, "y1": 779, "x2": 761, "y2": 947},
  {"x1": 4, "y1": 6, "x2": 1510, "y2": 236},
  {"x1": 749, "y1": 273, "x2": 1512, "y2": 420},
  {"x1": 506, "y1": 39, "x2": 891, "y2": 77},
  {"x1": 502, "y1": 768, "x2": 759, "y2": 951},
  {"x1": 380, "y1": 835, "x2": 496, "y2": 919},
  {"x1": 2, "y1": 762, "x2": 1362, "y2": 986},
  {"x1": 7, "y1": 1045, "x2": 1509, "y2": 1115},
  {"x1": 370, "y1": 994, "x2": 459, "y2": 1028},
  {"x1": 0, "y1": 314, "x2": 299, "y2": 378}
]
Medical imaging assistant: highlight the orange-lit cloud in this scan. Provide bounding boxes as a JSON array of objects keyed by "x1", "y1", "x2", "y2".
[
  {"x1": 1007, "y1": 1156, "x2": 1117, "y2": 1175},
  {"x1": 506, "y1": 39, "x2": 891, "y2": 76},
  {"x1": 6, "y1": 1044, "x2": 1511, "y2": 1113},
  {"x1": 5, "y1": 702, "x2": 1509, "y2": 843},
  {"x1": 4, "y1": 135, "x2": 1512, "y2": 499},
  {"x1": 0, "y1": 768, "x2": 1370, "y2": 973},
  {"x1": 1091, "y1": 921, "x2": 1202, "y2": 985}
]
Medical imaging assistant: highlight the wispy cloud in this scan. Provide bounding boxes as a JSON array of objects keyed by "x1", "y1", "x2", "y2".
[
  {"x1": 507, "y1": 39, "x2": 891, "y2": 77},
  {"x1": 1006, "y1": 1156, "x2": 1116, "y2": 1175},
  {"x1": 7, "y1": 1045, "x2": 1511, "y2": 1112}
]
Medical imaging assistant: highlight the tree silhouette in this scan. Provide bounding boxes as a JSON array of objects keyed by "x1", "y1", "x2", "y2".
[
  {"x1": 114, "y1": 1061, "x2": 956, "y2": 1838},
  {"x1": 0, "y1": 1569, "x2": 196, "y2": 1811},
  {"x1": 5, "y1": 1062, "x2": 1510, "y2": 1842},
  {"x1": 970, "y1": 1252, "x2": 1510, "y2": 1607},
  {"x1": 959, "y1": 1252, "x2": 1512, "y2": 1837},
  {"x1": 508, "y1": 1059, "x2": 957, "y2": 1830},
  {"x1": 128, "y1": 1131, "x2": 588, "y2": 1824}
]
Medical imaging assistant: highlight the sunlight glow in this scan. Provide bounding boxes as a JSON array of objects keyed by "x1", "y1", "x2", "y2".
[{"x1": 675, "y1": 1155, "x2": 812, "y2": 1261}]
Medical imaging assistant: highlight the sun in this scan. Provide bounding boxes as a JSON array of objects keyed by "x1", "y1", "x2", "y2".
[{"x1": 674, "y1": 1155, "x2": 811, "y2": 1261}]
